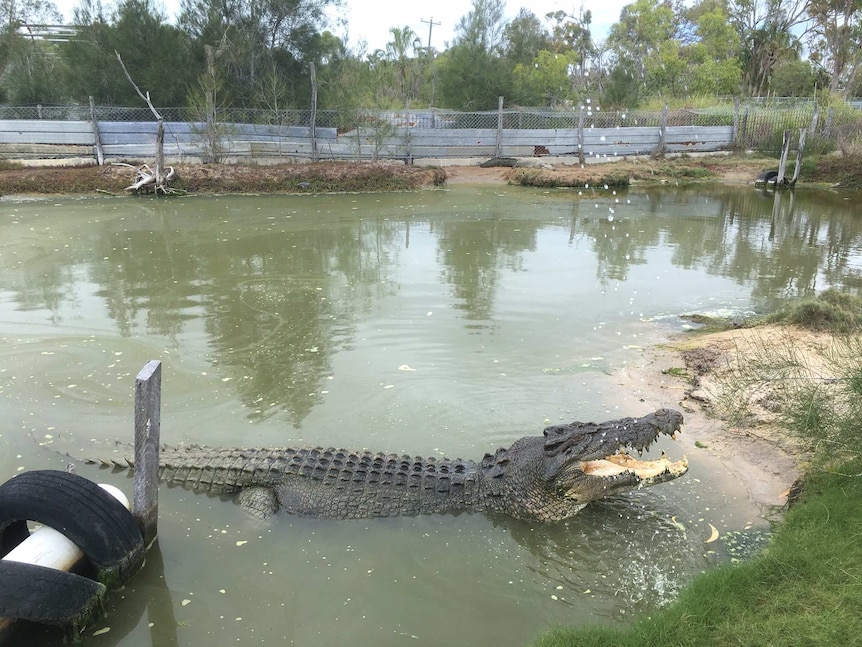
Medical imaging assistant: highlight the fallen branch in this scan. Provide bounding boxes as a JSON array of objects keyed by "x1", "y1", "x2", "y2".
[{"x1": 122, "y1": 164, "x2": 178, "y2": 194}]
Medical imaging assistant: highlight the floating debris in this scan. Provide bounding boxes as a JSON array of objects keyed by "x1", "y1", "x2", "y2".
[{"x1": 705, "y1": 523, "x2": 720, "y2": 543}]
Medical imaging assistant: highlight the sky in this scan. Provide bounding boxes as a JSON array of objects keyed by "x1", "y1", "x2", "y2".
[{"x1": 49, "y1": 0, "x2": 629, "y2": 53}]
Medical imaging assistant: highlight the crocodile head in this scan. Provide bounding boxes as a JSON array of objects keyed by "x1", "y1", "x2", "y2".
[{"x1": 483, "y1": 409, "x2": 688, "y2": 521}]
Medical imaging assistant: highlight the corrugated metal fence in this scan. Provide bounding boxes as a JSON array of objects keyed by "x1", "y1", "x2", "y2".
[
  {"x1": 0, "y1": 100, "x2": 855, "y2": 163},
  {"x1": 0, "y1": 118, "x2": 733, "y2": 163}
]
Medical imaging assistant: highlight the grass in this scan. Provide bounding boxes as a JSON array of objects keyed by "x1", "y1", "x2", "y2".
[
  {"x1": 711, "y1": 290, "x2": 862, "y2": 451},
  {"x1": 767, "y1": 288, "x2": 862, "y2": 333},
  {"x1": 533, "y1": 459, "x2": 862, "y2": 647},
  {"x1": 510, "y1": 168, "x2": 630, "y2": 188},
  {"x1": 533, "y1": 289, "x2": 862, "y2": 647}
]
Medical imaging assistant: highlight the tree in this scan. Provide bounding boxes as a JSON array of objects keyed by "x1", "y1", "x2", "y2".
[
  {"x1": 383, "y1": 26, "x2": 421, "y2": 102},
  {"x1": 726, "y1": 0, "x2": 810, "y2": 95},
  {"x1": 454, "y1": 0, "x2": 507, "y2": 52},
  {"x1": 607, "y1": 0, "x2": 683, "y2": 97},
  {"x1": 545, "y1": 8, "x2": 596, "y2": 95},
  {"x1": 503, "y1": 8, "x2": 550, "y2": 66},
  {"x1": 0, "y1": 33, "x2": 69, "y2": 103},
  {"x1": 112, "y1": 0, "x2": 193, "y2": 105},
  {"x1": 0, "y1": 0, "x2": 65, "y2": 103},
  {"x1": 178, "y1": 0, "x2": 337, "y2": 106},
  {"x1": 687, "y1": 7, "x2": 743, "y2": 94},
  {"x1": 512, "y1": 49, "x2": 577, "y2": 105},
  {"x1": 436, "y1": 0, "x2": 514, "y2": 109},
  {"x1": 807, "y1": 0, "x2": 862, "y2": 93},
  {"x1": 769, "y1": 58, "x2": 829, "y2": 95},
  {"x1": 0, "y1": 0, "x2": 60, "y2": 24},
  {"x1": 62, "y1": 0, "x2": 193, "y2": 105}
]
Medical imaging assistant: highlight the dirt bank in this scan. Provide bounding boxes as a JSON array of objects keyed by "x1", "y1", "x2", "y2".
[
  {"x1": 0, "y1": 161, "x2": 446, "y2": 195},
  {"x1": 613, "y1": 324, "x2": 826, "y2": 516},
  {"x1": 1, "y1": 153, "x2": 855, "y2": 195}
]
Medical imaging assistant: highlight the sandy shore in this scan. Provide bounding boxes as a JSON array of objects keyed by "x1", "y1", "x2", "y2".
[{"x1": 611, "y1": 325, "x2": 820, "y2": 516}]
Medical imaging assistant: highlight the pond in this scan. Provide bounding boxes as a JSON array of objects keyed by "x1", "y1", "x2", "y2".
[{"x1": 2, "y1": 183, "x2": 861, "y2": 646}]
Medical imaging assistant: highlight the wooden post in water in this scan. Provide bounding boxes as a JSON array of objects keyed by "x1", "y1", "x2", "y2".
[
  {"x1": 776, "y1": 129, "x2": 791, "y2": 186},
  {"x1": 790, "y1": 128, "x2": 806, "y2": 186},
  {"x1": 134, "y1": 360, "x2": 161, "y2": 547}
]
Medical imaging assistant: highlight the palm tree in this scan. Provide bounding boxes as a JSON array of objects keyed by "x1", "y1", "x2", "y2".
[{"x1": 385, "y1": 26, "x2": 421, "y2": 100}]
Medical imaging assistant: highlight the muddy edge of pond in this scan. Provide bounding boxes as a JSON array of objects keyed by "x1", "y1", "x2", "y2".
[
  {"x1": 1, "y1": 154, "x2": 852, "y2": 194},
  {"x1": 612, "y1": 324, "x2": 823, "y2": 518}
]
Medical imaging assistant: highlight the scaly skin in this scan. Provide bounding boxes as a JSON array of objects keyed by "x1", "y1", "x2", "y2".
[{"x1": 90, "y1": 409, "x2": 688, "y2": 521}]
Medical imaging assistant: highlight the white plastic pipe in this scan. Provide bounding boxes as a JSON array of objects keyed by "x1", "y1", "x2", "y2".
[{"x1": 0, "y1": 483, "x2": 130, "y2": 632}]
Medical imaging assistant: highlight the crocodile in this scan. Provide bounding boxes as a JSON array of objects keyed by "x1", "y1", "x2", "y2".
[{"x1": 90, "y1": 409, "x2": 688, "y2": 522}]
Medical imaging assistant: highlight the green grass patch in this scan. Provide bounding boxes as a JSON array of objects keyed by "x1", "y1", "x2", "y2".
[
  {"x1": 533, "y1": 459, "x2": 862, "y2": 647},
  {"x1": 767, "y1": 288, "x2": 862, "y2": 333},
  {"x1": 810, "y1": 154, "x2": 862, "y2": 190},
  {"x1": 660, "y1": 367, "x2": 689, "y2": 379},
  {"x1": 511, "y1": 169, "x2": 630, "y2": 189},
  {"x1": 679, "y1": 312, "x2": 755, "y2": 334}
]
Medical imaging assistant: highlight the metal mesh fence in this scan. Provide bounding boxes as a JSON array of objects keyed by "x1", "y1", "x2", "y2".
[{"x1": 1, "y1": 100, "x2": 859, "y2": 159}]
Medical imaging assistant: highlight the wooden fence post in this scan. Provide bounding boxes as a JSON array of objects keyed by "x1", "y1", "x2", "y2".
[
  {"x1": 134, "y1": 360, "x2": 161, "y2": 547},
  {"x1": 578, "y1": 106, "x2": 585, "y2": 164},
  {"x1": 825, "y1": 106, "x2": 834, "y2": 140},
  {"x1": 732, "y1": 97, "x2": 740, "y2": 148},
  {"x1": 654, "y1": 103, "x2": 668, "y2": 158},
  {"x1": 405, "y1": 99, "x2": 412, "y2": 165},
  {"x1": 495, "y1": 96, "x2": 504, "y2": 158},
  {"x1": 809, "y1": 104, "x2": 820, "y2": 139},
  {"x1": 309, "y1": 62, "x2": 318, "y2": 162},
  {"x1": 88, "y1": 96, "x2": 104, "y2": 166}
]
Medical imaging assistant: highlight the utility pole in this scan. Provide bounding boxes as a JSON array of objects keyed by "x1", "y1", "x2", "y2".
[{"x1": 420, "y1": 17, "x2": 441, "y2": 54}]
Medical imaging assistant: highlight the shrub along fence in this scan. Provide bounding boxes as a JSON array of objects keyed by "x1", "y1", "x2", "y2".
[{"x1": 0, "y1": 99, "x2": 858, "y2": 164}]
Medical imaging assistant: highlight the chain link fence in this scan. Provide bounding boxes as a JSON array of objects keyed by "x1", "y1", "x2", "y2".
[{"x1": 1, "y1": 100, "x2": 860, "y2": 159}]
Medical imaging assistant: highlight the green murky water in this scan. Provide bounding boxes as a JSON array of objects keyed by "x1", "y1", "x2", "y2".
[{"x1": 1, "y1": 184, "x2": 861, "y2": 646}]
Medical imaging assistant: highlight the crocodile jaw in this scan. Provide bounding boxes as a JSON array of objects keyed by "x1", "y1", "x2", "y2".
[{"x1": 579, "y1": 451, "x2": 689, "y2": 481}]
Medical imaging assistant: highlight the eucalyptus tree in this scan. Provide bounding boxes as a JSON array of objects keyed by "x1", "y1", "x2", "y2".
[
  {"x1": 546, "y1": 8, "x2": 597, "y2": 95},
  {"x1": 687, "y1": 6, "x2": 743, "y2": 94},
  {"x1": 725, "y1": 0, "x2": 810, "y2": 95},
  {"x1": 606, "y1": 0, "x2": 684, "y2": 100},
  {"x1": 806, "y1": 0, "x2": 862, "y2": 93}
]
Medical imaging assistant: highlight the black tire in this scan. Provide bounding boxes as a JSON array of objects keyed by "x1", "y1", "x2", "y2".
[
  {"x1": 0, "y1": 560, "x2": 106, "y2": 626},
  {"x1": 0, "y1": 470, "x2": 145, "y2": 585}
]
